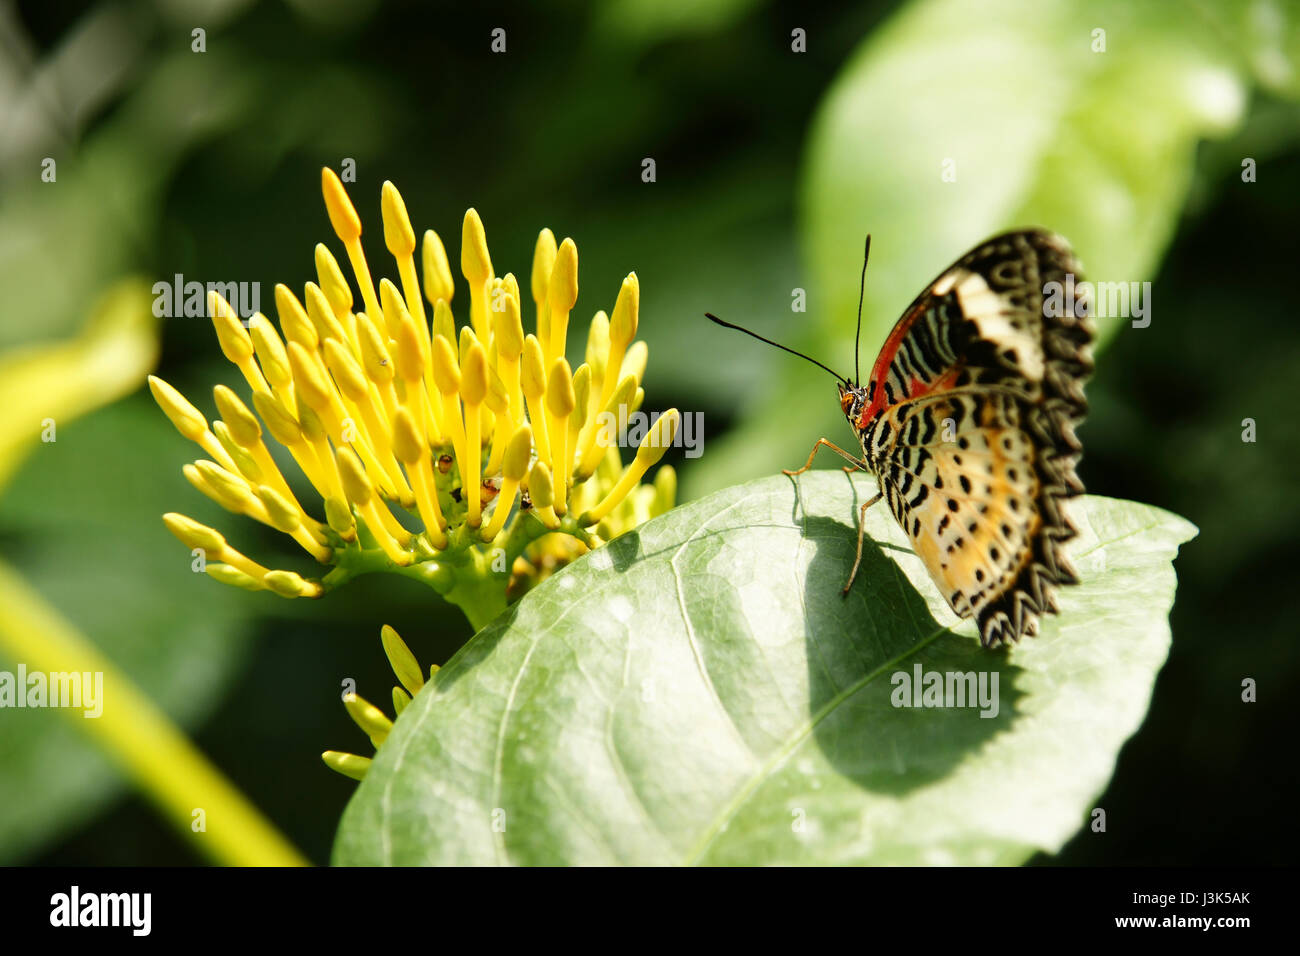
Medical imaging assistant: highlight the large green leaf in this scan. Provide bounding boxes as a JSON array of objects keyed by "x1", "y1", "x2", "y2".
[
  {"x1": 688, "y1": 0, "x2": 1293, "y2": 497},
  {"x1": 334, "y1": 472, "x2": 1195, "y2": 865}
]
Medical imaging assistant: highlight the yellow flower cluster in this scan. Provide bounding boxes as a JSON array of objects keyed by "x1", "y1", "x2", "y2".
[{"x1": 152, "y1": 170, "x2": 679, "y2": 628}]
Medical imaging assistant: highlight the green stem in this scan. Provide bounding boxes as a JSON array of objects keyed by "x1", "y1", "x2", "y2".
[
  {"x1": 321, "y1": 517, "x2": 599, "y2": 634},
  {"x1": 0, "y1": 560, "x2": 307, "y2": 867}
]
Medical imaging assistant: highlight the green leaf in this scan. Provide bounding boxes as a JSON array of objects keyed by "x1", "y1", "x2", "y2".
[
  {"x1": 333, "y1": 472, "x2": 1196, "y2": 865},
  {"x1": 687, "y1": 0, "x2": 1291, "y2": 498}
]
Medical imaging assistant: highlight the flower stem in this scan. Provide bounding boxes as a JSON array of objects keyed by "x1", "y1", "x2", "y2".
[{"x1": 0, "y1": 560, "x2": 307, "y2": 866}]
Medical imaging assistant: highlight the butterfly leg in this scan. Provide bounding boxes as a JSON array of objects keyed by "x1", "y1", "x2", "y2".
[
  {"x1": 842, "y1": 493, "x2": 884, "y2": 596},
  {"x1": 783, "y1": 437, "x2": 867, "y2": 476}
]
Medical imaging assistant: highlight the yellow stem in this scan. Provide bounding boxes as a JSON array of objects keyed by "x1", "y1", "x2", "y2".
[
  {"x1": 464, "y1": 400, "x2": 482, "y2": 526},
  {"x1": 0, "y1": 561, "x2": 307, "y2": 866}
]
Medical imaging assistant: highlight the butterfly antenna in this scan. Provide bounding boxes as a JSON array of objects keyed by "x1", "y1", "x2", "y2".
[
  {"x1": 705, "y1": 313, "x2": 848, "y2": 385},
  {"x1": 854, "y1": 235, "x2": 871, "y2": 385}
]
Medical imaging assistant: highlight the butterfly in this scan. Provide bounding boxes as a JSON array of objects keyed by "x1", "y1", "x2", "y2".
[{"x1": 708, "y1": 229, "x2": 1094, "y2": 648}]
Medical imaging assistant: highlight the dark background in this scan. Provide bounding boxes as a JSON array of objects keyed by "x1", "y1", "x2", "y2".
[{"x1": 3, "y1": 0, "x2": 1296, "y2": 865}]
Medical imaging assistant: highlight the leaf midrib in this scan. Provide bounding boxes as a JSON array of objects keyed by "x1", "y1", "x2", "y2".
[{"x1": 680, "y1": 621, "x2": 953, "y2": 866}]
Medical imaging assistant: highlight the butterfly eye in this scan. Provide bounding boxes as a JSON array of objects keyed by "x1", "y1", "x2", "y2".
[{"x1": 840, "y1": 391, "x2": 855, "y2": 416}]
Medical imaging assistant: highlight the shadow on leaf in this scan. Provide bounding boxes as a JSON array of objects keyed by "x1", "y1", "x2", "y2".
[{"x1": 797, "y1": 492, "x2": 1026, "y2": 797}]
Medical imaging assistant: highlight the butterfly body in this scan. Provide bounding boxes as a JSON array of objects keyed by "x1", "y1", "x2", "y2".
[{"x1": 841, "y1": 229, "x2": 1094, "y2": 647}]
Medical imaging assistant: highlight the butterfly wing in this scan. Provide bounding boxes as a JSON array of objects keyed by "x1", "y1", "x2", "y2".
[{"x1": 856, "y1": 230, "x2": 1094, "y2": 647}]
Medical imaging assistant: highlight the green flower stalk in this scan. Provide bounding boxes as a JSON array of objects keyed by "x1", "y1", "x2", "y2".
[{"x1": 152, "y1": 171, "x2": 680, "y2": 630}]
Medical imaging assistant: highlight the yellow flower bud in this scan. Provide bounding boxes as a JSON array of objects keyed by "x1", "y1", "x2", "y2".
[
  {"x1": 586, "y1": 310, "x2": 610, "y2": 373},
  {"x1": 324, "y1": 495, "x2": 355, "y2": 537},
  {"x1": 504, "y1": 424, "x2": 533, "y2": 481},
  {"x1": 528, "y1": 461, "x2": 554, "y2": 508},
  {"x1": 461, "y1": 341, "x2": 489, "y2": 406},
  {"x1": 457, "y1": 324, "x2": 478, "y2": 365},
  {"x1": 548, "y1": 238, "x2": 579, "y2": 314},
  {"x1": 570, "y1": 363, "x2": 591, "y2": 437},
  {"x1": 379, "y1": 277, "x2": 406, "y2": 332},
  {"x1": 356, "y1": 312, "x2": 395, "y2": 385},
  {"x1": 295, "y1": 399, "x2": 328, "y2": 443},
  {"x1": 461, "y1": 208, "x2": 493, "y2": 287},
  {"x1": 256, "y1": 484, "x2": 301, "y2": 533},
  {"x1": 213, "y1": 385, "x2": 262, "y2": 447},
  {"x1": 393, "y1": 303, "x2": 428, "y2": 382},
  {"x1": 212, "y1": 424, "x2": 262, "y2": 481},
  {"x1": 287, "y1": 341, "x2": 333, "y2": 411},
  {"x1": 314, "y1": 243, "x2": 353, "y2": 316},
  {"x1": 546, "y1": 238, "x2": 579, "y2": 362},
  {"x1": 431, "y1": 335, "x2": 461, "y2": 394},
  {"x1": 422, "y1": 229, "x2": 455, "y2": 305},
  {"x1": 432, "y1": 297, "x2": 455, "y2": 343},
  {"x1": 148, "y1": 376, "x2": 207, "y2": 442},
  {"x1": 381, "y1": 624, "x2": 424, "y2": 696},
  {"x1": 305, "y1": 281, "x2": 346, "y2": 343},
  {"x1": 381, "y1": 181, "x2": 416, "y2": 258},
  {"x1": 605, "y1": 374, "x2": 639, "y2": 416},
  {"x1": 503, "y1": 272, "x2": 521, "y2": 308},
  {"x1": 264, "y1": 569, "x2": 322, "y2": 599},
  {"x1": 521, "y1": 335, "x2": 547, "y2": 399},
  {"x1": 610, "y1": 272, "x2": 640, "y2": 347},
  {"x1": 195, "y1": 459, "x2": 256, "y2": 512},
  {"x1": 321, "y1": 166, "x2": 362, "y2": 242},
  {"x1": 206, "y1": 562, "x2": 264, "y2": 592},
  {"x1": 185, "y1": 461, "x2": 248, "y2": 514},
  {"x1": 531, "y1": 228, "x2": 557, "y2": 306},
  {"x1": 492, "y1": 289, "x2": 525, "y2": 358},
  {"x1": 389, "y1": 406, "x2": 423, "y2": 464},
  {"x1": 526, "y1": 460, "x2": 560, "y2": 530},
  {"x1": 636, "y1": 408, "x2": 680, "y2": 466},
  {"x1": 209, "y1": 291, "x2": 254, "y2": 363},
  {"x1": 251, "y1": 390, "x2": 303, "y2": 446},
  {"x1": 248, "y1": 314, "x2": 292, "y2": 389},
  {"x1": 622, "y1": 340, "x2": 648, "y2": 381},
  {"x1": 336, "y1": 447, "x2": 373, "y2": 506},
  {"x1": 322, "y1": 338, "x2": 370, "y2": 401},
  {"x1": 163, "y1": 512, "x2": 227, "y2": 553},
  {"x1": 343, "y1": 692, "x2": 392, "y2": 745},
  {"x1": 581, "y1": 409, "x2": 680, "y2": 526},
  {"x1": 652, "y1": 464, "x2": 677, "y2": 516},
  {"x1": 484, "y1": 365, "x2": 509, "y2": 414},
  {"x1": 545, "y1": 358, "x2": 575, "y2": 418},
  {"x1": 275, "y1": 284, "x2": 319, "y2": 352},
  {"x1": 322, "y1": 751, "x2": 371, "y2": 781}
]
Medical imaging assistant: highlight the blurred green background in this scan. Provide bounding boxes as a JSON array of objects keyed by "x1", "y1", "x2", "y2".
[{"x1": 1, "y1": 0, "x2": 1297, "y2": 865}]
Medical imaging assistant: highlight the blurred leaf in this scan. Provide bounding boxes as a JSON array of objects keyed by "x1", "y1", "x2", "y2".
[
  {"x1": 0, "y1": 280, "x2": 157, "y2": 489},
  {"x1": 0, "y1": 394, "x2": 256, "y2": 862},
  {"x1": 687, "y1": 0, "x2": 1288, "y2": 497},
  {"x1": 1202, "y1": 0, "x2": 1300, "y2": 100},
  {"x1": 334, "y1": 472, "x2": 1195, "y2": 865},
  {"x1": 596, "y1": 0, "x2": 767, "y2": 44}
]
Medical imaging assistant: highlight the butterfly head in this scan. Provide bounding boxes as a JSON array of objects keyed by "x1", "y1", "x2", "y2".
[{"x1": 838, "y1": 382, "x2": 868, "y2": 427}]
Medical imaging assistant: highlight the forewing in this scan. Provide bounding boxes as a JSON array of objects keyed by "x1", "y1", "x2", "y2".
[{"x1": 862, "y1": 229, "x2": 1092, "y2": 413}]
